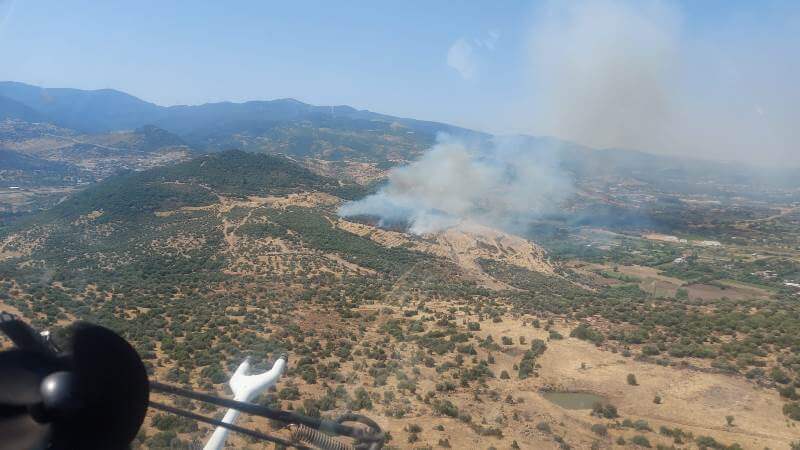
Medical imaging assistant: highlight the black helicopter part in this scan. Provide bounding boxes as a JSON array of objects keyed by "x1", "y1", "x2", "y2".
[{"x1": 0, "y1": 312, "x2": 384, "y2": 450}]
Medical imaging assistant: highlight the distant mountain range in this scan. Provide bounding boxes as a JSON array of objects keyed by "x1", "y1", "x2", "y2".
[
  {"x1": 0, "y1": 81, "x2": 478, "y2": 162},
  {"x1": 0, "y1": 94, "x2": 44, "y2": 123},
  {"x1": 0, "y1": 81, "x2": 474, "y2": 135},
  {"x1": 1, "y1": 81, "x2": 798, "y2": 200}
]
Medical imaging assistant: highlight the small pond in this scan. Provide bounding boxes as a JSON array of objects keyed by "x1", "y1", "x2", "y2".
[{"x1": 541, "y1": 391, "x2": 606, "y2": 410}]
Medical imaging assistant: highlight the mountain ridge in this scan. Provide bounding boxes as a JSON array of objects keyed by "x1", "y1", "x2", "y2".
[
  {"x1": 0, "y1": 95, "x2": 45, "y2": 123},
  {"x1": 0, "y1": 81, "x2": 479, "y2": 139},
  {"x1": 2, "y1": 81, "x2": 798, "y2": 196}
]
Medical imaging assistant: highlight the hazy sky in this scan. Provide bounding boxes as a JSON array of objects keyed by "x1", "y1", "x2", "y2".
[{"x1": 1, "y1": 0, "x2": 797, "y2": 164}]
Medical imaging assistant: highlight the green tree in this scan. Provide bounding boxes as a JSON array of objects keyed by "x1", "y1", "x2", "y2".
[{"x1": 631, "y1": 435, "x2": 651, "y2": 448}]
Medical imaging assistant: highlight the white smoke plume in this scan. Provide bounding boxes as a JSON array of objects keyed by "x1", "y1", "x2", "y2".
[
  {"x1": 338, "y1": 134, "x2": 571, "y2": 234},
  {"x1": 342, "y1": 0, "x2": 799, "y2": 233}
]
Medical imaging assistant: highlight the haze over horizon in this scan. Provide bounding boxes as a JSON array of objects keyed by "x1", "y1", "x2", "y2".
[{"x1": 1, "y1": 0, "x2": 797, "y2": 165}]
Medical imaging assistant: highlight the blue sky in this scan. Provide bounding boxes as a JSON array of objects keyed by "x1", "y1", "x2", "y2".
[
  {"x1": 1, "y1": 0, "x2": 797, "y2": 163},
  {"x1": 0, "y1": 1, "x2": 530, "y2": 124}
]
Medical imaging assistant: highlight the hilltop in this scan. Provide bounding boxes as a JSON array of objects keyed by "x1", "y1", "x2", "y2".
[{"x1": 4, "y1": 150, "x2": 550, "y2": 289}]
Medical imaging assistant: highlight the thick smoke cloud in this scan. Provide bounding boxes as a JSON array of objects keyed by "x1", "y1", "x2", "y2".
[
  {"x1": 340, "y1": 0, "x2": 799, "y2": 233},
  {"x1": 523, "y1": 0, "x2": 799, "y2": 165},
  {"x1": 338, "y1": 135, "x2": 571, "y2": 234}
]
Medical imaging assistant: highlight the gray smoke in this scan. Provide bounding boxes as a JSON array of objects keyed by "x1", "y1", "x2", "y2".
[
  {"x1": 526, "y1": 0, "x2": 680, "y2": 157},
  {"x1": 338, "y1": 134, "x2": 571, "y2": 234},
  {"x1": 523, "y1": 0, "x2": 799, "y2": 165},
  {"x1": 340, "y1": 0, "x2": 799, "y2": 233}
]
